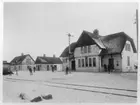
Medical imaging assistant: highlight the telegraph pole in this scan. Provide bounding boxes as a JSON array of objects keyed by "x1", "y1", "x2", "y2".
[
  {"x1": 134, "y1": 9, "x2": 139, "y2": 52},
  {"x1": 136, "y1": 9, "x2": 138, "y2": 52},
  {"x1": 67, "y1": 33, "x2": 73, "y2": 72}
]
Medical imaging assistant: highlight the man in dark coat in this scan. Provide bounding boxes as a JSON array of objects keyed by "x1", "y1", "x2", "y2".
[
  {"x1": 108, "y1": 64, "x2": 110, "y2": 74},
  {"x1": 28, "y1": 66, "x2": 33, "y2": 75},
  {"x1": 104, "y1": 64, "x2": 107, "y2": 72},
  {"x1": 65, "y1": 66, "x2": 69, "y2": 75},
  {"x1": 33, "y1": 66, "x2": 36, "y2": 72}
]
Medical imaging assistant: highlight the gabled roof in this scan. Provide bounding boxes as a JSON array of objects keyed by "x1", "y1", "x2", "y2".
[
  {"x1": 100, "y1": 32, "x2": 137, "y2": 55},
  {"x1": 76, "y1": 30, "x2": 106, "y2": 49},
  {"x1": 60, "y1": 42, "x2": 77, "y2": 57},
  {"x1": 10, "y1": 54, "x2": 35, "y2": 65},
  {"x1": 35, "y1": 56, "x2": 62, "y2": 64},
  {"x1": 76, "y1": 30, "x2": 137, "y2": 55}
]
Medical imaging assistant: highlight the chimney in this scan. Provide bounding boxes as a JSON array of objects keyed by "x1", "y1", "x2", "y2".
[
  {"x1": 53, "y1": 54, "x2": 55, "y2": 58},
  {"x1": 93, "y1": 29, "x2": 99, "y2": 37},
  {"x1": 43, "y1": 54, "x2": 46, "y2": 57},
  {"x1": 21, "y1": 53, "x2": 24, "y2": 56}
]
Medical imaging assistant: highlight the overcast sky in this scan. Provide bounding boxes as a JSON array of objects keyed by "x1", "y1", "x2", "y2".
[{"x1": 3, "y1": 2, "x2": 138, "y2": 62}]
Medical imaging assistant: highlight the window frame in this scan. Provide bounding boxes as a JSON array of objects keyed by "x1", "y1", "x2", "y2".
[
  {"x1": 89, "y1": 57, "x2": 92, "y2": 67},
  {"x1": 127, "y1": 56, "x2": 130, "y2": 66},
  {"x1": 93, "y1": 58, "x2": 96, "y2": 67}
]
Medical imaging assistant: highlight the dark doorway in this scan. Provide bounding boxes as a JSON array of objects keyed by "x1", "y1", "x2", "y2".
[
  {"x1": 37, "y1": 65, "x2": 40, "y2": 71},
  {"x1": 108, "y1": 58, "x2": 114, "y2": 71},
  {"x1": 71, "y1": 60, "x2": 76, "y2": 71}
]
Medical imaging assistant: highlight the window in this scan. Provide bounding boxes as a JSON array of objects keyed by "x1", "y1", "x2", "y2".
[
  {"x1": 81, "y1": 47, "x2": 83, "y2": 54},
  {"x1": 127, "y1": 56, "x2": 130, "y2": 66},
  {"x1": 116, "y1": 61, "x2": 119, "y2": 66},
  {"x1": 89, "y1": 58, "x2": 92, "y2": 67},
  {"x1": 88, "y1": 46, "x2": 91, "y2": 53},
  {"x1": 82, "y1": 59, "x2": 85, "y2": 67},
  {"x1": 84, "y1": 46, "x2": 87, "y2": 53},
  {"x1": 85, "y1": 57, "x2": 88, "y2": 67},
  {"x1": 125, "y1": 43, "x2": 131, "y2": 51},
  {"x1": 93, "y1": 58, "x2": 96, "y2": 67},
  {"x1": 78, "y1": 59, "x2": 81, "y2": 67}
]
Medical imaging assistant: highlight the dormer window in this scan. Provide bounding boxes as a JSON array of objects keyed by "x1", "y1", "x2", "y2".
[
  {"x1": 84, "y1": 46, "x2": 87, "y2": 53},
  {"x1": 81, "y1": 47, "x2": 83, "y2": 54},
  {"x1": 125, "y1": 43, "x2": 131, "y2": 51}
]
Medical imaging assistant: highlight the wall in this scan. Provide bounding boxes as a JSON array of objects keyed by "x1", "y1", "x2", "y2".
[
  {"x1": 74, "y1": 44, "x2": 102, "y2": 72},
  {"x1": 121, "y1": 40, "x2": 137, "y2": 72},
  {"x1": 10, "y1": 55, "x2": 35, "y2": 71},
  {"x1": 21, "y1": 55, "x2": 35, "y2": 70},
  {"x1": 55, "y1": 64, "x2": 63, "y2": 71}
]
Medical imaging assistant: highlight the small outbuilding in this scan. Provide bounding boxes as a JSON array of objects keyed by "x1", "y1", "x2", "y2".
[{"x1": 35, "y1": 54, "x2": 62, "y2": 71}]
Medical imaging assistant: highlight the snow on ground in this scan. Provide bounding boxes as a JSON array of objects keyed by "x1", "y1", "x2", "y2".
[{"x1": 3, "y1": 71, "x2": 137, "y2": 103}]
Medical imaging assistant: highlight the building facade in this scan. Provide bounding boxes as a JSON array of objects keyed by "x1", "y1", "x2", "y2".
[
  {"x1": 74, "y1": 30, "x2": 137, "y2": 72},
  {"x1": 10, "y1": 54, "x2": 35, "y2": 71},
  {"x1": 35, "y1": 55, "x2": 62, "y2": 71},
  {"x1": 60, "y1": 42, "x2": 77, "y2": 71}
]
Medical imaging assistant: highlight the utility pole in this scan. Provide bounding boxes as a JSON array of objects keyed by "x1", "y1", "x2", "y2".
[
  {"x1": 136, "y1": 9, "x2": 138, "y2": 52},
  {"x1": 67, "y1": 33, "x2": 73, "y2": 72},
  {"x1": 134, "y1": 9, "x2": 139, "y2": 52}
]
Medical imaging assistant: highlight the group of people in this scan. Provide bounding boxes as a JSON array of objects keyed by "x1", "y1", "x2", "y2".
[
  {"x1": 104, "y1": 64, "x2": 114, "y2": 73},
  {"x1": 27, "y1": 66, "x2": 36, "y2": 75}
]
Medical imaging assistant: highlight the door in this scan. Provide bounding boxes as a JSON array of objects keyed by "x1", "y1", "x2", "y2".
[
  {"x1": 108, "y1": 58, "x2": 114, "y2": 70},
  {"x1": 71, "y1": 60, "x2": 76, "y2": 71}
]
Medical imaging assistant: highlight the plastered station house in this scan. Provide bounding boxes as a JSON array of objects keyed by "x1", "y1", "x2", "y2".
[
  {"x1": 74, "y1": 30, "x2": 137, "y2": 72},
  {"x1": 10, "y1": 54, "x2": 35, "y2": 71},
  {"x1": 35, "y1": 54, "x2": 62, "y2": 71}
]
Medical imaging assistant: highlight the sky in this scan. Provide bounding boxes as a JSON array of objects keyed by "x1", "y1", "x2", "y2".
[{"x1": 3, "y1": 2, "x2": 138, "y2": 62}]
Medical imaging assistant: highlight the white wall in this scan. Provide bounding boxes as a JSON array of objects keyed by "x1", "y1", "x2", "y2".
[
  {"x1": 121, "y1": 40, "x2": 137, "y2": 72},
  {"x1": 74, "y1": 44, "x2": 102, "y2": 72},
  {"x1": 55, "y1": 64, "x2": 63, "y2": 71},
  {"x1": 10, "y1": 55, "x2": 35, "y2": 71},
  {"x1": 74, "y1": 44, "x2": 101, "y2": 57},
  {"x1": 22, "y1": 55, "x2": 35, "y2": 65},
  {"x1": 60, "y1": 57, "x2": 69, "y2": 71}
]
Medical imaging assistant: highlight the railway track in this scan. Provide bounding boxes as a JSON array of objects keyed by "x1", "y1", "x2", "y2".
[{"x1": 4, "y1": 77, "x2": 137, "y2": 98}]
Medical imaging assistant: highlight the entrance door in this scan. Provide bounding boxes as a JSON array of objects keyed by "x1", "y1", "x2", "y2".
[
  {"x1": 108, "y1": 58, "x2": 114, "y2": 70},
  {"x1": 71, "y1": 60, "x2": 76, "y2": 71}
]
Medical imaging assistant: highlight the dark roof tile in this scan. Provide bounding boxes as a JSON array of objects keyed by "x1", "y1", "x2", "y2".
[
  {"x1": 35, "y1": 56, "x2": 62, "y2": 64},
  {"x1": 10, "y1": 54, "x2": 35, "y2": 65}
]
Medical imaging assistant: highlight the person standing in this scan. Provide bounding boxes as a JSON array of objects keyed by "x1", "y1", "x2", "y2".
[
  {"x1": 65, "y1": 66, "x2": 69, "y2": 75},
  {"x1": 28, "y1": 66, "x2": 33, "y2": 75},
  {"x1": 108, "y1": 64, "x2": 110, "y2": 74},
  {"x1": 15, "y1": 66, "x2": 18, "y2": 76},
  {"x1": 33, "y1": 66, "x2": 36, "y2": 72}
]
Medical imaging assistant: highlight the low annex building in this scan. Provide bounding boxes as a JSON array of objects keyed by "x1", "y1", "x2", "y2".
[
  {"x1": 60, "y1": 42, "x2": 77, "y2": 71},
  {"x1": 35, "y1": 54, "x2": 62, "y2": 71},
  {"x1": 10, "y1": 53, "x2": 35, "y2": 71},
  {"x1": 74, "y1": 29, "x2": 137, "y2": 72}
]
